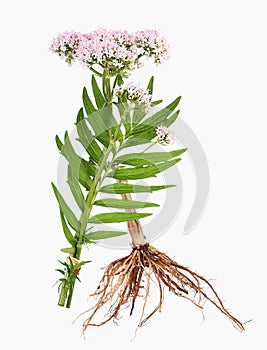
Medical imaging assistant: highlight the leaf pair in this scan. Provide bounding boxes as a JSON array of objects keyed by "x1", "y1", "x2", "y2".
[
  {"x1": 82, "y1": 76, "x2": 122, "y2": 147},
  {"x1": 122, "y1": 78, "x2": 181, "y2": 148},
  {"x1": 107, "y1": 149, "x2": 186, "y2": 180}
]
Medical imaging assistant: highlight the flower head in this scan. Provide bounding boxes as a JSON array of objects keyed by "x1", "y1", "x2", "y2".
[
  {"x1": 152, "y1": 126, "x2": 175, "y2": 145},
  {"x1": 76, "y1": 29, "x2": 137, "y2": 73},
  {"x1": 115, "y1": 81, "x2": 151, "y2": 111},
  {"x1": 135, "y1": 29, "x2": 170, "y2": 64},
  {"x1": 50, "y1": 31, "x2": 82, "y2": 65},
  {"x1": 50, "y1": 29, "x2": 170, "y2": 75}
]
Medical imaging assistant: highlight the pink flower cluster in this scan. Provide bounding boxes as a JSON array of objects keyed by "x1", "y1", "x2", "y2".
[
  {"x1": 135, "y1": 29, "x2": 170, "y2": 64},
  {"x1": 115, "y1": 82, "x2": 152, "y2": 111},
  {"x1": 78, "y1": 29, "x2": 137, "y2": 73},
  {"x1": 50, "y1": 31, "x2": 82, "y2": 65},
  {"x1": 152, "y1": 126, "x2": 175, "y2": 146},
  {"x1": 50, "y1": 29, "x2": 170, "y2": 74}
]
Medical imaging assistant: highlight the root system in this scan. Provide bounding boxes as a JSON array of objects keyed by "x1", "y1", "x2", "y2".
[{"x1": 80, "y1": 243, "x2": 244, "y2": 333}]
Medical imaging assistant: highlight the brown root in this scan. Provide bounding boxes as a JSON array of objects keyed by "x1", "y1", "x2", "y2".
[{"x1": 79, "y1": 244, "x2": 244, "y2": 333}]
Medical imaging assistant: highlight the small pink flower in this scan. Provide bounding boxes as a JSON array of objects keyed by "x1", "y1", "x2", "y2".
[
  {"x1": 50, "y1": 31, "x2": 82, "y2": 65},
  {"x1": 115, "y1": 81, "x2": 151, "y2": 111},
  {"x1": 134, "y1": 29, "x2": 170, "y2": 64},
  {"x1": 50, "y1": 29, "x2": 170, "y2": 75},
  {"x1": 152, "y1": 126, "x2": 175, "y2": 145}
]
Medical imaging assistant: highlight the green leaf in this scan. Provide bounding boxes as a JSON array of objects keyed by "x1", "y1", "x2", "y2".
[
  {"x1": 132, "y1": 107, "x2": 146, "y2": 125},
  {"x1": 94, "y1": 198, "x2": 159, "y2": 209},
  {"x1": 52, "y1": 183, "x2": 80, "y2": 233},
  {"x1": 75, "y1": 107, "x2": 84, "y2": 124},
  {"x1": 76, "y1": 115, "x2": 103, "y2": 163},
  {"x1": 85, "y1": 230, "x2": 127, "y2": 240},
  {"x1": 84, "y1": 103, "x2": 122, "y2": 147},
  {"x1": 67, "y1": 166, "x2": 85, "y2": 211},
  {"x1": 73, "y1": 260, "x2": 91, "y2": 270},
  {"x1": 117, "y1": 75, "x2": 124, "y2": 86},
  {"x1": 85, "y1": 111, "x2": 110, "y2": 148},
  {"x1": 82, "y1": 87, "x2": 96, "y2": 115},
  {"x1": 116, "y1": 149, "x2": 187, "y2": 167},
  {"x1": 121, "y1": 107, "x2": 132, "y2": 135},
  {"x1": 121, "y1": 129, "x2": 156, "y2": 149},
  {"x1": 88, "y1": 212, "x2": 152, "y2": 224},
  {"x1": 108, "y1": 159, "x2": 181, "y2": 180},
  {"x1": 60, "y1": 247, "x2": 76, "y2": 254},
  {"x1": 99, "y1": 183, "x2": 176, "y2": 194},
  {"x1": 164, "y1": 109, "x2": 180, "y2": 127},
  {"x1": 79, "y1": 160, "x2": 94, "y2": 190},
  {"x1": 91, "y1": 75, "x2": 105, "y2": 109},
  {"x1": 147, "y1": 76, "x2": 154, "y2": 95},
  {"x1": 60, "y1": 211, "x2": 76, "y2": 246},
  {"x1": 55, "y1": 135, "x2": 63, "y2": 151},
  {"x1": 131, "y1": 96, "x2": 181, "y2": 134},
  {"x1": 98, "y1": 107, "x2": 123, "y2": 141},
  {"x1": 151, "y1": 100, "x2": 163, "y2": 107},
  {"x1": 60, "y1": 132, "x2": 93, "y2": 190}
]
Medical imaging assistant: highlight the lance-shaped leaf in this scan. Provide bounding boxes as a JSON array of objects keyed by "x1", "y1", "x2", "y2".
[
  {"x1": 67, "y1": 166, "x2": 85, "y2": 211},
  {"x1": 91, "y1": 75, "x2": 105, "y2": 109},
  {"x1": 122, "y1": 109, "x2": 132, "y2": 135},
  {"x1": 132, "y1": 106, "x2": 146, "y2": 125},
  {"x1": 117, "y1": 75, "x2": 124, "y2": 86},
  {"x1": 98, "y1": 107, "x2": 123, "y2": 141},
  {"x1": 121, "y1": 129, "x2": 157, "y2": 149},
  {"x1": 85, "y1": 230, "x2": 127, "y2": 241},
  {"x1": 88, "y1": 212, "x2": 152, "y2": 224},
  {"x1": 55, "y1": 135, "x2": 63, "y2": 151},
  {"x1": 116, "y1": 149, "x2": 187, "y2": 167},
  {"x1": 59, "y1": 211, "x2": 76, "y2": 246},
  {"x1": 82, "y1": 87, "x2": 97, "y2": 115},
  {"x1": 99, "y1": 183, "x2": 176, "y2": 194},
  {"x1": 85, "y1": 112, "x2": 110, "y2": 148},
  {"x1": 82, "y1": 87, "x2": 110, "y2": 147},
  {"x1": 164, "y1": 109, "x2": 180, "y2": 127},
  {"x1": 76, "y1": 108, "x2": 103, "y2": 163},
  {"x1": 76, "y1": 107, "x2": 84, "y2": 124},
  {"x1": 151, "y1": 100, "x2": 163, "y2": 107},
  {"x1": 61, "y1": 247, "x2": 76, "y2": 254},
  {"x1": 144, "y1": 96, "x2": 181, "y2": 126},
  {"x1": 108, "y1": 158, "x2": 181, "y2": 180},
  {"x1": 60, "y1": 132, "x2": 94, "y2": 190},
  {"x1": 94, "y1": 198, "x2": 159, "y2": 209},
  {"x1": 147, "y1": 76, "x2": 154, "y2": 95},
  {"x1": 130, "y1": 96, "x2": 181, "y2": 135},
  {"x1": 61, "y1": 133, "x2": 96, "y2": 176},
  {"x1": 52, "y1": 183, "x2": 80, "y2": 233}
]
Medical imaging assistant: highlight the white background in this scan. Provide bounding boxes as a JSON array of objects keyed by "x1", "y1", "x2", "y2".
[{"x1": 1, "y1": 0, "x2": 266, "y2": 348}]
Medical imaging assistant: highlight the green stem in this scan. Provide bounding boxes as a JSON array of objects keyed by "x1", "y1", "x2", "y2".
[
  {"x1": 111, "y1": 75, "x2": 119, "y2": 96},
  {"x1": 57, "y1": 69, "x2": 128, "y2": 308},
  {"x1": 106, "y1": 77, "x2": 112, "y2": 104},
  {"x1": 66, "y1": 276, "x2": 75, "y2": 308},
  {"x1": 89, "y1": 67, "x2": 103, "y2": 77},
  {"x1": 59, "y1": 105, "x2": 125, "y2": 308},
  {"x1": 62, "y1": 143, "x2": 114, "y2": 308},
  {"x1": 141, "y1": 143, "x2": 154, "y2": 153},
  {"x1": 58, "y1": 282, "x2": 68, "y2": 307}
]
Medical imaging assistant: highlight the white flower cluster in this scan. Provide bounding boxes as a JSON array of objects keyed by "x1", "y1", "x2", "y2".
[
  {"x1": 115, "y1": 82, "x2": 151, "y2": 111},
  {"x1": 152, "y1": 126, "x2": 175, "y2": 145},
  {"x1": 50, "y1": 31, "x2": 82, "y2": 65},
  {"x1": 50, "y1": 29, "x2": 170, "y2": 75}
]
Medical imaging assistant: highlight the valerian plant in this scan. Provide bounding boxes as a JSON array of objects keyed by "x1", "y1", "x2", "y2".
[{"x1": 50, "y1": 29, "x2": 244, "y2": 333}]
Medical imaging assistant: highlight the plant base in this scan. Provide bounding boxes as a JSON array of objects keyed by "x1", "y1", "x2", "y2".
[{"x1": 79, "y1": 244, "x2": 244, "y2": 333}]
